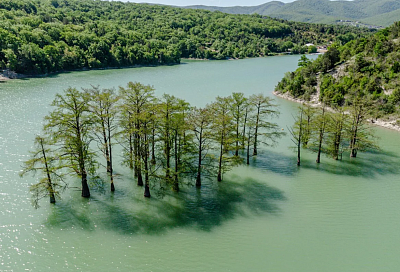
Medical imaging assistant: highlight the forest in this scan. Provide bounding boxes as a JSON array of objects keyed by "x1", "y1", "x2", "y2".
[
  {"x1": 0, "y1": 0, "x2": 374, "y2": 75},
  {"x1": 20, "y1": 83, "x2": 284, "y2": 207},
  {"x1": 275, "y1": 21, "x2": 400, "y2": 121}
]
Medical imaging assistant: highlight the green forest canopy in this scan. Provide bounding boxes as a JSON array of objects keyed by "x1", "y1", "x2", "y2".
[
  {"x1": 0, "y1": 0, "x2": 374, "y2": 75},
  {"x1": 275, "y1": 21, "x2": 400, "y2": 120}
]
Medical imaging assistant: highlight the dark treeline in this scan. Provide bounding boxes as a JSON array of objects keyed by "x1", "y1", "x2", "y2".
[
  {"x1": 0, "y1": 0, "x2": 374, "y2": 75},
  {"x1": 20, "y1": 82, "x2": 283, "y2": 208},
  {"x1": 276, "y1": 21, "x2": 400, "y2": 120}
]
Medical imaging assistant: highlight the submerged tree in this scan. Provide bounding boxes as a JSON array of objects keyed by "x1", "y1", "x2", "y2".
[
  {"x1": 347, "y1": 93, "x2": 378, "y2": 157},
  {"x1": 311, "y1": 105, "x2": 328, "y2": 163},
  {"x1": 300, "y1": 103, "x2": 315, "y2": 147},
  {"x1": 20, "y1": 136, "x2": 67, "y2": 208},
  {"x1": 119, "y1": 82, "x2": 156, "y2": 187},
  {"x1": 45, "y1": 88, "x2": 95, "y2": 198},
  {"x1": 242, "y1": 101, "x2": 255, "y2": 165},
  {"x1": 210, "y1": 96, "x2": 238, "y2": 181},
  {"x1": 288, "y1": 105, "x2": 305, "y2": 166},
  {"x1": 171, "y1": 98, "x2": 192, "y2": 192},
  {"x1": 326, "y1": 107, "x2": 348, "y2": 160},
  {"x1": 139, "y1": 101, "x2": 158, "y2": 198},
  {"x1": 158, "y1": 94, "x2": 179, "y2": 185},
  {"x1": 249, "y1": 94, "x2": 284, "y2": 156},
  {"x1": 86, "y1": 86, "x2": 120, "y2": 191},
  {"x1": 231, "y1": 92, "x2": 247, "y2": 157},
  {"x1": 188, "y1": 106, "x2": 213, "y2": 187}
]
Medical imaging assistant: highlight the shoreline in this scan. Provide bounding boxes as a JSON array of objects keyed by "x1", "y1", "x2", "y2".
[
  {"x1": 0, "y1": 53, "x2": 318, "y2": 82},
  {"x1": 0, "y1": 62, "x2": 180, "y2": 82},
  {"x1": 273, "y1": 90, "x2": 400, "y2": 132}
]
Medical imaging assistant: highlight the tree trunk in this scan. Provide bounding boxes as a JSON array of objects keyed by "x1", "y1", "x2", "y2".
[
  {"x1": 297, "y1": 140, "x2": 301, "y2": 166},
  {"x1": 333, "y1": 132, "x2": 340, "y2": 160},
  {"x1": 235, "y1": 113, "x2": 239, "y2": 156},
  {"x1": 350, "y1": 115, "x2": 360, "y2": 158},
  {"x1": 246, "y1": 129, "x2": 251, "y2": 165},
  {"x1": 253, "y1": 104, "x2": 260, "y2": 156},
  {"x1": 128, "y1": 113, "x2": 134, "y2": 169},
  {"x1": 218, "y1": 134, "x2": 223, "y2": 182},
  {"x1": 173, "y1": 129, "x2": 179, "y2": 192},
  {"x1": 102, "y1": 122, "x2": 111, "y2": 173},
  {"x1": 81, "y1": 171, "x2": 90, "y2": 198},
  {"x1": 350, "y1": 146, "x2": 357, "y2": 158},
  {"x1": 316, "y1": 145, "x2": 321, "y2": 163},
  {"x1": 316, "y1": 107, "x2": 326, "y2": 164},
  {"x1": 134, "y1": 121, "x2": 143, "y2": 186},
  {"x1": 151, "y1": 123, "x2": 156, "y2": 165},
  {"x1": 316, "y1": 127, "x2": 323, "y2": 163},
  {"x1": 129, "y1": 133, "x2": 134, "y2": 169},
  {"x1": 305, "y1": 115, "x2": 311, "y2": 146},
  {"x1": 350, "y1": 129, "x2": 358, "y2": 157},
  {"x1": 137, "y1": 169, "x2": 143, "y2": 186},
  {"x1": 40, "y1": 138, "x2": 56, "y2": 204},
  {"x1": 242, "y1": 107, "x2": 248, "y2": 148},
  {"x1": 196, "y1": 128, "x2": 203, "y2": 187},
  {"x1": 136, "y1": 134, "x2": 143, "y2": 186},
  {"x1": 297, "y1": 110, "x2": 303, "y2": 166},
  {"x1": 76, "y1": 115, "x2": 90, "y2": 198},
  {"x1": 134, "y1": 131, "x2": 139, "y2": 178},
  {"x1": 144, "y1": 184, "x2": 151, "y2": 198},
  {"x1": 143, "y1": 134, "x2": 151, "y2": 198},
  {"x1": 49, "y1": 190, "x2": 56, "y2": 204},
  {"x1": 107, "y1": 120, "x2": 115, "y2": 192}
]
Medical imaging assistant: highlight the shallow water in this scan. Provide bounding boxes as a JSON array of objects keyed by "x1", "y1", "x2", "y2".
[{"x1": 1, "y1": 55, "x2": 400, "y2": 271}]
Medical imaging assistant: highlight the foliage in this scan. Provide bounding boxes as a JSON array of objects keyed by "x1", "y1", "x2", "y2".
[
  {"x1": 0, "y1": 0, "x2": 371, "y2": 75},
  {"x1": 44, "y1": 87, "x2": 96, "y2": 198},
  {"x1": 289, "y1": 101, "x2": 378, "y2": 163},
  {"x1": 20, "y1": 135, "x2": 67, "y2": 208},
  {"x1": 275, "y1": 21, "x2": 400, "y2": 120},
  {"x1": 23, "y1": 83, "x2": 282, "y2": 206}
]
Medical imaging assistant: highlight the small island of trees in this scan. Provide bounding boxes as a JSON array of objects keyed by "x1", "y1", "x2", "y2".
[
  {"x1": 21, "y1": 80, "x2": 382, "y2": 208},
  {"x1": 21, "y1": 82, "x2": 284, "y2": 207}
]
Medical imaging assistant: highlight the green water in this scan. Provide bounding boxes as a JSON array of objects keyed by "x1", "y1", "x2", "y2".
[{"x1": 1, "y1": 56, "x2": 400, "y2": 271}]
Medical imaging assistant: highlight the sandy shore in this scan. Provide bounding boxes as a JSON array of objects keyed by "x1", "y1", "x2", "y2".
[
  {"x1": 273, "y1": 91, "x2": 400, "y2": 132},
  {"x1": 0, "y1": 75, "x2": 9, "y2": 81}
]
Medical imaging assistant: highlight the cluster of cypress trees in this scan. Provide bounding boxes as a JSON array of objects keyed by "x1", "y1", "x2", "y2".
[
  {"x1": 289, "y1": 95, "x2": 378, "y2": 166},
  {"x1": 21, "y1": 82, "x2": 283, "y2": 208}
]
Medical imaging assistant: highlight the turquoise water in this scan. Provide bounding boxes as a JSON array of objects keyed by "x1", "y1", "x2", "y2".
[{"x1": 1, "y1": 55, "x2": 400, "y2": 271}]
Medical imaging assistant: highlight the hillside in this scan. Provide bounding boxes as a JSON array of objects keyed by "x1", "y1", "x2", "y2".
[
  {"x1": 275, "y1": 22, "x2": 400, "y2": 124},
  {"x1": 0, "y1": 0, "x2": 373, "y2": 76},
  {"x1": 185, "y1": 1, "x2": 285, "y2": 15},
  {"x1": 184, "y1": 0, "x2": 400, "y2": 27},
  {"x1": 364, "y1": 9, "x2": 400, "y2": 27}
]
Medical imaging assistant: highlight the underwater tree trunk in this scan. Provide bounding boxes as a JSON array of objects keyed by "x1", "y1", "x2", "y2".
[{"x1": 196, "y1": 129, "x2": 203, "y2": 187}]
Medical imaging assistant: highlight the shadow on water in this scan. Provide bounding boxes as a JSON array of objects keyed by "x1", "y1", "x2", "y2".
[
  {"x1": 46, "y1": 199, "x2": 95, "y2": 231},
  {"x1": 45, "y1": 176, "x2": 286, "y2": 235},
  {"x1": 300, "y1": 150, "x2": 400, "y2": 178},
  {"x1": 247, "y1": 150, "x2": 299, "y2": 177}
]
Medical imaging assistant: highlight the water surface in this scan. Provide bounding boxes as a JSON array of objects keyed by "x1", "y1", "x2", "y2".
[{"x1": 1, "y1": 56, "x2": 400, "y2": 271}]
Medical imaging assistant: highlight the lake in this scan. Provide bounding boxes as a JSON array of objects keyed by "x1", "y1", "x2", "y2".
[{"x1": 1, "y1": 55, "x2": 400, "y2": 271}]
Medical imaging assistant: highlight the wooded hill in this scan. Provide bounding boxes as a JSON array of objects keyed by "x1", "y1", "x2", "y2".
[
  {"x1": 275, "y1": 21, "x2": 400, "y2": 123},
  {"x1": 185, "y1": 0, "x2": 400, "y2": 27},
  {"x1": 0, "y1": 0, "x2": 373, "y2": 75}
]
